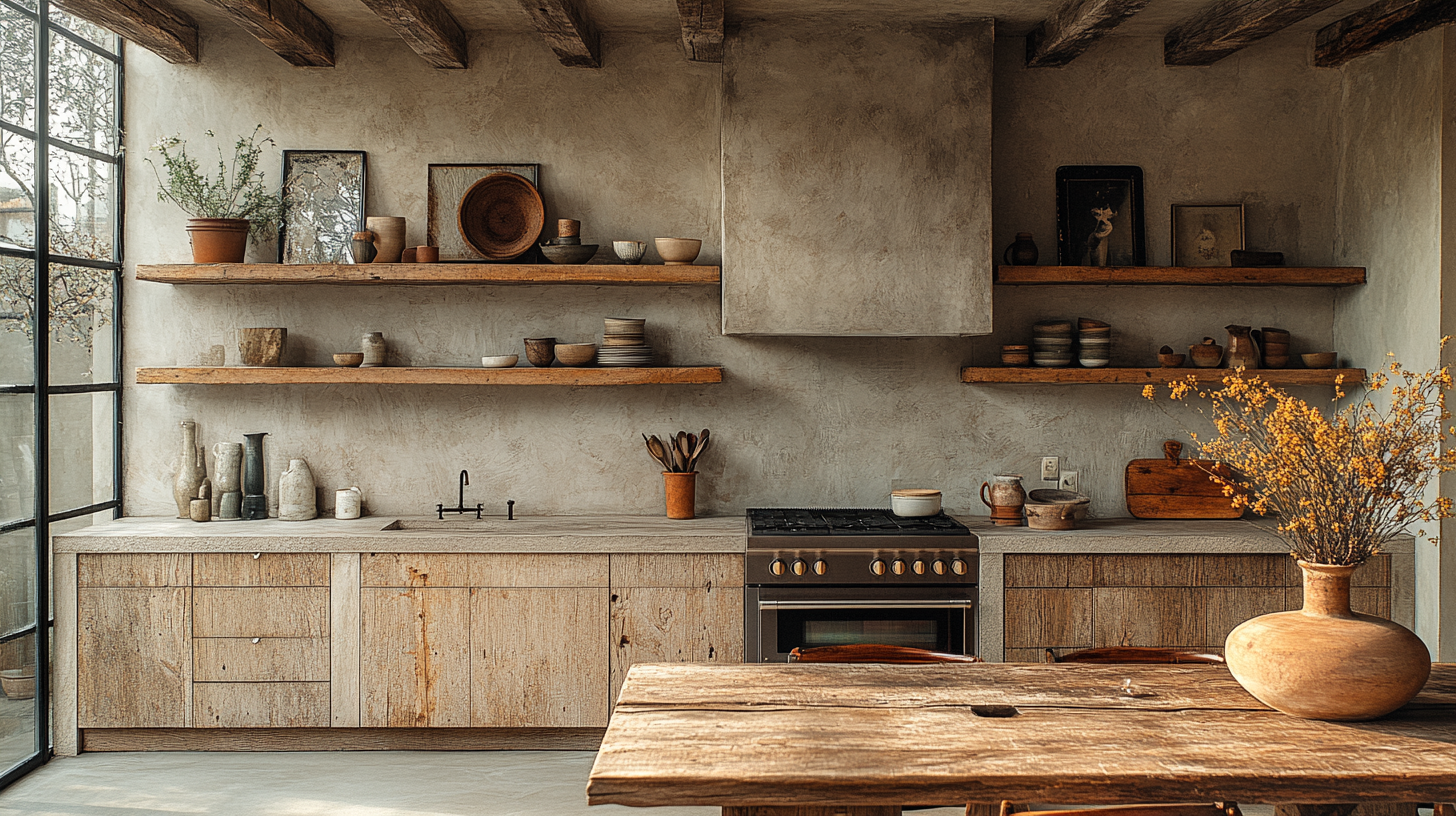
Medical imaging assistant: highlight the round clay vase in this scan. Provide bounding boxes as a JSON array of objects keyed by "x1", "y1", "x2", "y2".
[
  {"x1": 1225, "y1": 561, "x2": 1431, "y2": 721},
  {"x1": 664, "y1": 472, "x2": 697, "y2": 520},
  {"x1": 186, "y1": 218, "x2": 250, "y2": 263},
  {"x1": 1003, "y1": 233, "x2": 1039, "y2": 266}
]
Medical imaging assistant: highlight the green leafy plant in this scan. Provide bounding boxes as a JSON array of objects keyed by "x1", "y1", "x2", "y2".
[{"x1": 145, "y1": 125, "x2": 282, "y2": 239}]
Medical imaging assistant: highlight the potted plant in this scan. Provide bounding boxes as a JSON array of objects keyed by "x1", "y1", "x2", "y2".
[
  {"x1": 146, "y1": 125, "x2": 282, "y2": 263},
  {"x1": 1146, "y1": 358, "x2": 1456, "y2": 720},
  {"x1": 643, "y1": 430, "x2": 710, "y2": 519}
]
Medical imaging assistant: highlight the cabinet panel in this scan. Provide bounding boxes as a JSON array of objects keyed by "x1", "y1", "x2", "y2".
[
  {"x1": 78, "y1": 587, "x2": 189, "y2": 728},
  {"x1": 610, "y1": 554, "x2": 744, "y2": 589},
  {"x1": 1091, "y1": 556, "x2": 1200, "y2": 587},
  {"x1": 469, "y1": 553, "x2": 608, "y2": 588},
  {"x1": 1004, "y1": 555, "x2": 1092, "y2": 588},
  {"x1": 78, "y1": 554, "x2": 190, "y2": 587},
  {"x1": 361, "y1": 553, "x2": 471, "y2": 587},
  {"x1": 193, "y1": 587, "x2": 329, "y2": 638},
  {"x1": 193, "y1": 638, "x2": 329, "y2": 682},
  {"x1": 1093, "y1": 588, "x2": 1206, "y2": 648},
  {"x1": 1003, "y1": 588, "x2": 1092, "y2": 650},
  {"x1": 194, "y1": 682, "x2": 330, "y2": 727},
  {"x1": 609, "y1": 585, "x2": 743, "y2": 703},
  {"x1": 1200, "y1": 555, "x2": 1287, "y2": 588},
  {"x1": 360, "y1": 587, "x2": 470, "y2": 727},
  {"x1": 193, "y1": 553, "x2": 329, "y2": 586},
  {"x1": 470, "y1": 587, "x2": 609, "y2": 727}
]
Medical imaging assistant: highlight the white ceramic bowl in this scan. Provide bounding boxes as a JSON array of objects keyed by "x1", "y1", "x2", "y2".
[
  {"x1": 481, "y1": 355, "x2": 519, "y2": 368},
  {"x1": 891, "y1": 489, "x2": 942, "y2": 517}
]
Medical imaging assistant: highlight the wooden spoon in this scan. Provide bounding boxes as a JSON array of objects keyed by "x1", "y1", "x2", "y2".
[
  {"x1": 643, "y1": 434, "x2": 672, "y2": 471},
  {"x1": 687, "y1": 430, "x2": 711, "y2": 471}
]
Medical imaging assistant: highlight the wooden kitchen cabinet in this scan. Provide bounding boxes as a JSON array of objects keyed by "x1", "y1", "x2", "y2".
[{"x1": 360, "y1": 586, "x2": 472, "y2": 727}]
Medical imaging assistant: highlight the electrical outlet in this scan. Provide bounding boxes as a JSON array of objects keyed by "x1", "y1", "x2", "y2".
[
  {"x1": 1041, "y1": 456, "x2": 1060, "y2": 481},
  {"x1": 1059, "y1": 470, "x2": 1079, "y2": 493}
]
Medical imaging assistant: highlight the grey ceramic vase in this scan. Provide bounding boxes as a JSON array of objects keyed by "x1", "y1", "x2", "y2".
[
  {"x1": 241, "y1": 432, "x2": 268, "y2": 521},
  {"x1": 173, "y1": 421, "x2": 206, "y2": 518},
  {"x1": 278, "y1": 458, "x2": 317, "y2": 521},
  {"x1": 212, "y1": 442, "x2": 243, "y2": 520}
]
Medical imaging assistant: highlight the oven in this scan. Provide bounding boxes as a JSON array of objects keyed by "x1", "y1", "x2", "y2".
[{"x1": 747, "y1": 583, "x2": 977, "y2": 663}]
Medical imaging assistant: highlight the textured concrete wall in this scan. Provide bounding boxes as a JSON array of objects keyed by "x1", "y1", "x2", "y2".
[{"x1": 123, "y1": 29, "x2": 1349, "y2": 520}]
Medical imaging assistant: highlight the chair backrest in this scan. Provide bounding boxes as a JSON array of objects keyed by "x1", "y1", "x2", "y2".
[
  {"x1": 1044, "y1": 646, "x2": 1225, "y2": 664},
  {"x1": 789, "y1": 644, "x2": 983, "y2": 664}
]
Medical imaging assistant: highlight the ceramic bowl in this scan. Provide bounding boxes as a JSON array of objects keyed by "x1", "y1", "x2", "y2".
[
  {"x1": 1263, "y1": 355, "x2": 1290, "y2": 369},
  {"x1": 333, "y1": 353, "x2": 364, "y2": 367},
  {"x1": 655, "y1": 237, "x2": 701, "y2": 265},
  {"x1": 539, "y1": 243, "x2": 598, "y2": 264},
  {"x1": 555, "y1": 343, "x2": 597, "y2": 367},
  {"x1": 1158, "y1": 353, "x2": 1186, "y2": 368},
  {"x1": 481, "y1": 355, "x2": 519, "y2": 368},
  {"x1": 524, "y1": 338, "x2": 556, "y2": 367},
  {"x1": 1079, "y1": 357, "x2": 1111, "y2": 368},
  {"x1": 1190, "y1": 344, "x2": 1225, "y2": 368},
  {"x1": 1024, "y1": 502, "x2": 1077, "y2": 531},
  {"x1": 613, "y1": 241, "x2": 647, "y2": 265},
  {"x1": 1033, "y1": 320, "x2": 1073, "y2": 335},
  {"x1": 1302, "y1": 352, "x2": 1337, "y2": 369},
  {"x1": 891, "y1": 489, "x2": 941, "y2": 517}
]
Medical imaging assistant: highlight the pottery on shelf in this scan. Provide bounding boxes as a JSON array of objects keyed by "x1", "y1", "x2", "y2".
[
  {"x1": 1225, "y1": 325, "x2": 1260, "y2": 370},
  {"x1": 980, "y1": 474, "x2": 1026, "y2": 527},
  {"x1": 239, "y1": 328, "x2": 286, "y2": 367},
  {"x1": 1190, "y1": 338, "x2": 1224, "y2": 368},
  {"x1": 335, "y1": 486, "x2": 364, "y2": 520},
  {"x1": 481, "y1": 355, "x2": 519, "y2": 368},
  {"x1": 1303, "y1": 352, "x2": 1338, "y2": 369},
  {"x1": 1003, "y1": 233, "x2": 1038, "y2": 266},
  {"x1": 278, "y1": 458, "x2": 317, "y2": 522},
  {"x1": 190, "y1": 497, "x2": 211, "y2": 522},
  {"x1": 212, "y1": 442, "x2": 243, "y2": 519},
  {"x1": 555, "y1": 343, "x2": 597, "y2": 367},
  {"x1": 186, "y1": 218, "x2": 249, "y2": 264},
  {"x1": 1225, "y1": 561, "x2": 1431, "y2": 721},
  {"x1": 333, "y1": 353, "x2": 364, "y2": 367},
  {"x1": 558, "y1": 219, "x2": 581, "y2": 238},
  {"x1": 416, "y1": 245, "x2": 439, "y2": 264},
  {"x1": 351, "y1": 231, "x2": 377, "y2": 264},
  {"x1": 539, "y1": 243, "x2": 598, "y2": 264},
  {"x1": 367, "y1": 217, "x2": 406, "y2": 263},
  {"x1": 401, "y1": 247, "x2": 418, "y2": 264},
  {"x1": 655, "y1": 237, "x2": 701, "y2": 265},
  {"x1": 173, "y1": 420, "x2": 206, "y2": 519},
  {"x1": 613, "y1": 241, "x2": 646, "y2": 265},
  {"x1": 241, "y1": 432, "x2": 268, "y2": 521},
  {"x1": 524, "y1": 337, "x2": 556, "y2": 368},
  {"x1": 361, "y1": 332, "x2": 387, "y2": 367}
]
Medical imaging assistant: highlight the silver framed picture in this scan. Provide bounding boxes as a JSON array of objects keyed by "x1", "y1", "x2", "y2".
[{"x1": 279, "y1": 150, "x2": 367, "y2": 264}]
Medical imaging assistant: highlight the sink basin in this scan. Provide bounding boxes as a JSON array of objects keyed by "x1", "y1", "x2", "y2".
[{"x1": 381, "y1": 519, "x2": 519, "y2": 532}]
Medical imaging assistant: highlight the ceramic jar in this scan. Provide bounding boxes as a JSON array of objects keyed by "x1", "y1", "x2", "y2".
[
  {"x1": 351, "y1": 231, "x2": 377, "y2": 264},
  {"x1": 980, "y1": 474, "x2": 1026, "y2": 527},
  {"x1": 1003, "y1": 233, "x2": 1039, "y2": 266},
  {"x1": 279, "y1": 459, "x2": 317, "y2": 522},
  {"x1": 212, "y1": 442, "x2": 243, "y2": 519},
  {"x1": 335, "y1": 486, "x2": 364, "y2": 520},
  {"x1": 241, "y1": 432, "x2": 268, "y2": 520},
  {"x1": 361, "y1": 332, "x2": 387, "y2": 367},
  {"x1": 173, "y1": 420, "x2": 206, "y2": 518},
  {"x1": 366, "y1": 217, "x2": 406, "y2": 263}
]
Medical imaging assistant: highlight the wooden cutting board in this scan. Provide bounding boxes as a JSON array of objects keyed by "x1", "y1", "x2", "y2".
[{"x1": 1125, "y1": 440, "x2": 1241, "y2": 519}]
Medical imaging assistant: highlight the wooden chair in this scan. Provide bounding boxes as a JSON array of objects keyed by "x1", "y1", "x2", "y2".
[
  {"x1": 788, "y1": 644, "x2": 983, "y2": 664},
  {"x1": 1045, "y1": 646, "x2": 1225, "y2": 664}
]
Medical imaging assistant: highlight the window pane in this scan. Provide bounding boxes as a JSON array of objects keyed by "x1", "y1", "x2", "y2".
[
  {"x1": 48, "y1": 147, "x2": 112, "y2": 260},
  {"x1": 48, "y1": 9, "x2": 113, "y2": 54},
  {"x1": 0, "y1": 6, "x2": 36, "y2": 131},
  {"x1": 0, "y1": 257, "x2": 34, "y2": 386},
  {"x1": 0, "y1": 394, "x2": 34, "y2": 529},
  {"x1": 47, "y1": 263, "x2": 112, "y2": 385},
  {"x1": 0, "y1": 132, "x2": 36, "y2": 250},
  {"x1": 48, "y1": 31, "x2": 115, "y2": 153},
  {"x1": 47, "y1": 391, "x2": 112, "y2": 514}
]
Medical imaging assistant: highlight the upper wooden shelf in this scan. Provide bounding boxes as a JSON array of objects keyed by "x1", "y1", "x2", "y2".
[
  {"x1": 960, "y1": 367, "x2": 1366, "y2": 386},
  {"x1": 136, "y1": 366, "x2": 724, "y2": 386},
  {"x1": 135, "y1": 263, "x2": 722, "y2": 286},
  {"x1": 993, "y1": 266, "x2": 1366, "y2": 286}
]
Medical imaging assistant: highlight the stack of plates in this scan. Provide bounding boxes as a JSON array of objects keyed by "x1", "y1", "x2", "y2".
[
  {"x1": 1032, "y1": 320, "x2": 1073, "y2": 367},
  {"x1": 599, "y1": 317, "x2": 653, "y2": 367},
  {"x1": 1078, "y1": 318, "x2": 1111, "y2": 368}
]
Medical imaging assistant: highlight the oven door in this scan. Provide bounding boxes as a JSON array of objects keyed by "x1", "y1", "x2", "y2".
[{"x1": 746, "y1": 585, "x2": 977, "y2": 663}]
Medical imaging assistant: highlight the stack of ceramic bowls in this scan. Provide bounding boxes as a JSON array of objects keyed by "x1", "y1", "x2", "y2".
[
  {"x1": 1032, "y1": 320, "x2": 1073, "y2": 367},
  {"x1": 599, "y1": 317, "x2": 653, "y2": 367},
  {"x1": 1078, "y1": 318, "x2": 1111, "y2": 368}
]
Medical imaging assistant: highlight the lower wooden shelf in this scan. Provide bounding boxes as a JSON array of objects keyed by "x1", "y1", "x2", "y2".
[
  {"x1": 960, "y1": 367, "x2": 1366, "y2": 386},
  {"x1": 136, "y1": 366, "x2": 724, "y2": 386}
]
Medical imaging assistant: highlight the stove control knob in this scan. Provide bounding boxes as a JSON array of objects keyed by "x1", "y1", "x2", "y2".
[
  {"x1": 869, "y1": 559, "x2": 887, "y2": 576},
  {"x1": 891, "y1": 559, "x2": 907, "y2": 575},
  {"x1": 912, "y1": 559, "x2": 926, "y2": 575},
  {"x1": 791, "y1": 559, "x2": 807, "y2": 576},
  {"x1": 769, "y1": 559, "x2": 786, "y2": 577},
  {"x1": 812, "y1": 560, "x2": 829, "y2": 576},
  {"x1": 950, "y1": 558, "x2": 968, "y2": 576},
  {"x1": 932, "y1": 559, "x2": 947, "y2": 575}
]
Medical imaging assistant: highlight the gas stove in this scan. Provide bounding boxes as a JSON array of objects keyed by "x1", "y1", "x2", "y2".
[{"x1": 746, "y1": 508, "x2": 977, "y2": 585}]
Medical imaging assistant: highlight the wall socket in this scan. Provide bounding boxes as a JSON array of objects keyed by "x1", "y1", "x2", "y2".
[
  {"x1": 1040, "y1": 456, "x2": 1060, "y2": 481},
  {"x1": 1058, "y1": 470, "x2": 1079, "y2": 492}
]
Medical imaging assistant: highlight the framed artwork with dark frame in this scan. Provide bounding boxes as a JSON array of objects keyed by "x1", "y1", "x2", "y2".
[
  {"x1": 278, "y1": 150, "x2": 367, "y2": 264},
  {"x1": 1056, "y1": 165, "x2": 1145, "y2": 267},
  {"x1": 1171, "y1": 203, "x2": 1245, "y2": 267},
  {"x1": 427, "y1": 163, "x2": 541, "y2": 262}
]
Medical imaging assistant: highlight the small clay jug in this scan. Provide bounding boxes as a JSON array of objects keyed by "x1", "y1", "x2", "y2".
[
  {"x1": 980, "y1": 474, "x2": 1026, "y2": 527},
  {"x1": 1225, "y1": 325, "x2": 1260, "y2": 370},
  {"x1": 361, "y1": 332, "x2": 387, "y2": 367},
  {"x1": 1003, "y1": 233, "x2": 1038, "y2": 266}
]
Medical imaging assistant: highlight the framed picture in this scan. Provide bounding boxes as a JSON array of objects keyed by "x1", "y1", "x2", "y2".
[
  {"x1": 1056, "y1": 165, "x2": 1145, "y2": 267},
  {"x1": 427, "y1": 163, "x2": 540, "y2": 262},
  {"x1": 1172, "y1": 203, "x2": 1245, "y2": 267},
  {"x1": 278, "y1": 150, "x2": 367, "y2": 264}
]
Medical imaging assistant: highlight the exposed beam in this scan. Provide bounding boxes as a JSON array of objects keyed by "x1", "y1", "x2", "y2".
[
  {"x1": 675, "y1": 0, "x2": 723, "y2": 63},
  {"x1": 1164, "y1": 0, "x2": 1345, "y2": 66},
  {"x1": 51, "y1": 0, "x2": 197, "y2": 64},
  {"x1": 1315, "y1": 0, "x2": 1456, "y2": 67},
  {"x1": 1025, "y1": 0, "x2": 1153, "y2": 68},
  {"x1": 202, "y1": 0, "x2": 335, "y2": 67},
  {"x1": 357, "y1": 0, "x2": 468, "y2": 69},
  {"x1": 516, "y1": 0, "x2": 601, "y2": 68}
]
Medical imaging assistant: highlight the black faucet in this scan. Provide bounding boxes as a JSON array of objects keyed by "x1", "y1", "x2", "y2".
[{"x1": 437, "y1": 469, "x2": 484, "y2": 519}]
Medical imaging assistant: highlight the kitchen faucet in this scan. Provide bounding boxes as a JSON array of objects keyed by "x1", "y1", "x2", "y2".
[{"x1": 437, "y1": 469, "x2": 484, "y2": 519}]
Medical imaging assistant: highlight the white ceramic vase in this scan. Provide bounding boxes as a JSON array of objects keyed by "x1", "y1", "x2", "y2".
[{"x1": 278, "y1": 459, "x2": 317, "y2": 522}]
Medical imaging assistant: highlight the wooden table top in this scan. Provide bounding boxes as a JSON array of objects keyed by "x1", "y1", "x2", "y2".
[{"x1": 587, "y1": 663, "x2": 1456, "y2": 808}]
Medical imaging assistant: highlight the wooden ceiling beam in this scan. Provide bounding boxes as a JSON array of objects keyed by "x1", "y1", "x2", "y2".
[
  {"x1": 1164, "y1": 0, "x2": 1345, "y2": 66},
  {"x1": 1026, "y1": 0, "x2": 1153, "y2": 68},
  {"x1": 202, "y1": 0, "x2": 335, "y2": 67},
  {"x1": 516, "y1": 0, "x2": 601, "y2": 68},
  {"x1": 51, "y1": 0, "x2": 198, "y2": 64},
  {"x1": 1315, "y1": 0, "x2": 1456, "y2": 67},
  {"x1": 357, "y1": 0, "x2": 468, "y2": 69},
  {"x1": 675, "y1": 0, "x2": 723, "y2": 63}
]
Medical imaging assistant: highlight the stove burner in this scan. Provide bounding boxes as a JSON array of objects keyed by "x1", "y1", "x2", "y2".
[{"x1": 748, "y1": 508, "x2": 970, "y2": 536}]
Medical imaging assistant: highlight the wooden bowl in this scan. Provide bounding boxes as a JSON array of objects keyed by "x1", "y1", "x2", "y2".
[
  {"x1": 333, "y1": 353, "x2": 364, "y2": 367},
  {"x1": 1158, "y1": 353, "x2": 1186, "y2": 368},
  {"x1": 1302, "y1": 352, "x2": 1337, "y2": 369},
  {"x1": 655, "y1": 237, "x2": 701, "y2": 265},
  {"x1": 1190, "y1": 343, "x2": 1224, "y2": 368},
  {"x1": 524, "y1": 337, "x2": 556, "y2": 367},
  {"x1": 555, "y1": 343, "x2": 597, "y2": 367},
  {"x1": 458, "y1": 172, "x2": 544, "y2": 260},
  {"x1": 1263, "y1": 355, "x2": 1289, "y2": 369}
]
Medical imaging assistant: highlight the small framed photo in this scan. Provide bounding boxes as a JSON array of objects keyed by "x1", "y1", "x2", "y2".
[
  {"x1": 1171, "y1": 203, "x2": 1244, "y2": 267},
  {"x1": 1056, "y1": 165, "x2": 1145, "y2": 267},
  {"x1": 279, "y1": 150, "x2": 368, "y2": 264}
]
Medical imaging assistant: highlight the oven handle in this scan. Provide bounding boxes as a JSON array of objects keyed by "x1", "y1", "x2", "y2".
[{"x1": 757, "y1": 600, "x2": 975, "y2": 610}]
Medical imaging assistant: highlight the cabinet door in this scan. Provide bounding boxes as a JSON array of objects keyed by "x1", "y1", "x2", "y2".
[
  {"x1": 360, "y1": 587, "x2": 470, "y2": 727},
  {"x1": 470, "y1": 587, "x2": 609, "y2": 727},
  {"x1": 78, "y1": 587, "x2": 189, "y2": 728},
  {"x1": 609, "y1": 584, "x2": 743, "y2": 704}
]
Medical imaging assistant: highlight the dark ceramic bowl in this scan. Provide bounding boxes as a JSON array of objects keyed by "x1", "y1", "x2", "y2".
[{"x1": 539, "y1": 243, "x2": 598, "y2": 264}]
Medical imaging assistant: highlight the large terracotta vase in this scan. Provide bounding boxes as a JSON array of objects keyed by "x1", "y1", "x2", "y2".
[
  {"x1": 1225, "y1": 560, "x2": 1430, "y2": 720},
  {"x1": 186, "y1": 218, "x2": 249, "y2": 263}
]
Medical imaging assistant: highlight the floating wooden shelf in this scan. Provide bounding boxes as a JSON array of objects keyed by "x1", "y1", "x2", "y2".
[
  {"x1": 993, "y1": 266, "x2": 1366, "y2": 286},
  {"x1": 960, "y1": 367, "x2": 1366, "y2": 386},
  {"x1": 136, "y1": 263, "x2": 721, "y2": 286},
  {"x1": 136, "y1": 366, "x2": 724, "y2": 386}
]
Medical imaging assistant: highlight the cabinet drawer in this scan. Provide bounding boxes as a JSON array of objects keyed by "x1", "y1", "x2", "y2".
[
  {"x1": 78, "y1": 554, "x2": 190, "y2": 587},
  {"x1": 362, "y1": 553, "x2": 470, "y2": 587},
  {"x1": 470, "y1": 554, "x2": 608, "y2": 587},
  {"x1": 194, "y1": 553, "x2": 329, "y2": 586},
  {"x1": 610, "y1": 554, "x2": 744, "y2": 588},
  {"x1": 193, "y1": 587, "x2": 329, "y2": 638},
  {"x1": 194, "y1": 682, "x2": 330, "y2": 727},
  {"x1": 194, "y1": 638, "x2": 329, "y2": 682}
]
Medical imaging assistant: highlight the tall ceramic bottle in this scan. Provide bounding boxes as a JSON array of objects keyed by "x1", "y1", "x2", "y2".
[
  {"x1": 173, "y1": 421, "x2": 206, "y2": 518},
  {"x1": 212, "y1": 442, "x2": 243, "y2": 520},
  {"x1": 241, "y1": 432, "x2": 269, "y2": 520},
  {"x1": 278, "y1": 459, "x2": 317, "y2": 521}
]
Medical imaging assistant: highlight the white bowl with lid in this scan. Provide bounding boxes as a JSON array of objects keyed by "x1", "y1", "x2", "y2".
[{"x1": 891, "y1": 489, "x2": 942, "y2": 517}]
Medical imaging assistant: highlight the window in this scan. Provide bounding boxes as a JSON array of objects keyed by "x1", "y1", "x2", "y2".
[{"x1": 0, "y1": 0, "x2": 121, "y2": 783}]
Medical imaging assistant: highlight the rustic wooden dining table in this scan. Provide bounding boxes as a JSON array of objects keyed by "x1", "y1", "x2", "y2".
[{"x1": 587, "y1": 662, "x2": 1456, "y2": 816}]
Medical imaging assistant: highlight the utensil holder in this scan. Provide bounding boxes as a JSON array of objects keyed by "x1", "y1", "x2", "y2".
[{"x1": 664, "y1": 472, "x2": 697, "y2": 520}]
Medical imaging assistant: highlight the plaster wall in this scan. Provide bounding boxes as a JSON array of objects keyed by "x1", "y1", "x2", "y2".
[{"x1": 123, "y1": 27, "x2": 1346, "y2": 520}]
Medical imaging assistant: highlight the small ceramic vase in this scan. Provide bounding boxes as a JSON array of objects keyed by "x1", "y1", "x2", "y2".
[
  {"x1": 212, "y1": 442, "x2": 243, "y2": 519},
  {"x1": 366, "y1": 217, "x2": 406, "y2": 263},
  {"x1": 241, "y1": 432, "x2": 268, "y2": 521},
  {"x1": 335, "y1": 486, "x2": 364, "y2": 520},
  {"x1": 190, "y1": 498, "x2": 211, "y2": 522},
  {"x1": 613, "y1": 241, "x2": 646, "y2": 265},
  {"x1": 279, "y1": 459, "x2": 317, "y2": 522},
  {"x1": 174, "y1": 421, "x2": 206, "y2": 518},
  {"x1": 1003, "y1": 233, "x2": 1038, "y2": 266},
  {"x1": 351, "y1": 231, "x2": 377, "y2": 264},
  {"x1": 361, "y1": 332, "x2": 387, "y2": 367}
]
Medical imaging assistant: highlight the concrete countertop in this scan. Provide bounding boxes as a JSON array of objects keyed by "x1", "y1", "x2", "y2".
[
  {"x1": 955, "y1": 515, "x2": 1416, "y2": 554},
  {"x1": 54, "y1": 514, "x2": 748, "y2": 554}
]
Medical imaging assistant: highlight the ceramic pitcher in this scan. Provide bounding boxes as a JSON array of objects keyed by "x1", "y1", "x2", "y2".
[
  {"x1": 981, "y1": 474, "x2": 1026, "y2": 526},
  {"x1": 1225, "y1": 325, "x2": 1260, "y2": 370}
]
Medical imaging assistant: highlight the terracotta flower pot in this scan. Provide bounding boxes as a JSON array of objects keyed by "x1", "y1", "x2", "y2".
[
  {"x1": 186, "y1": 218, "x2": 250, "y2": 263},
  {"x1": 664, "y1": 472, "x2": 697, "y2": 520},
  {"x1": 1225, "y1": 560, "x2": 1430, "y2": 720}
]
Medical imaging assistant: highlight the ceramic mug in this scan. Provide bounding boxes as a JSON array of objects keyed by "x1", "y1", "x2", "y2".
[{"x1": 335, "y1": 486, "x2": 364, "y2": 520}]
